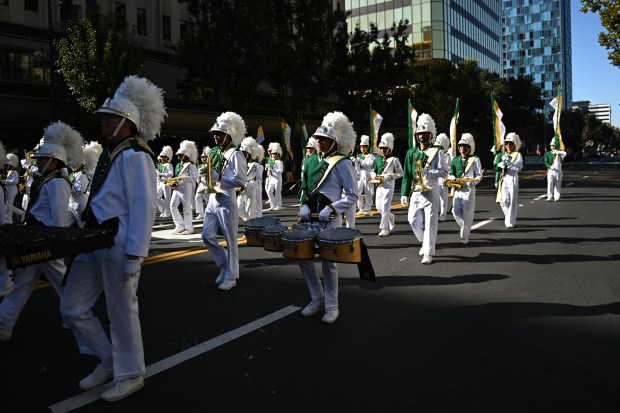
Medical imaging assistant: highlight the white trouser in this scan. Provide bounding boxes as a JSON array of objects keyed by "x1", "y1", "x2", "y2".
[
  {"x1": 195, "y1": 192, "x2": 209, "y2": 215},
  {"x1": 0, "y1": 258, "x2": 65, "y2": 330},
  {"x1": 171, "y1": 186, "x2": 193, "y2": 231},
  {"x1": 357, "y1": 179, "x2": 374, "y2": 212},
  {"x1": 157, "y1": 182, "x2": 171, "y2": 214},
  {"x1": 266, "y1": 177, "x2": 282, "y2": 209},
  {"x1": 254, "y1": 184, "x2": 263, "y2": 217},
  {"x1": 202, "y1": 190, "x2": 239, "y2": 281},
  {"x1": 60, "y1": 224, "x2": 145, "y2": 382},
  {"x1": 500, "y1": 175, "x2": 519, "y2": 227},
  {"x1": 237, "y1": 187, "x2": 256, "y2": 222},
  {"x1": 297, "y1": 218, "x2": 341, "y2": 309},
  {"x1": 408, "y1": 188, "x2": 439, "y2": 256},
  {"x1": 452, "y1": 189, "x2": 476, "y2": 241},
  {"x1": 437, "y1": 179, "x2": 449, "y2": 220},
  {"x1": 547, "y1": 169, "x2": 562, "y2": 201},
  {"x1": 5, "y1": 186, "x2": 17, "y2": 224},
  {"x1": 375, "y1": 185, "x2": 395, "y2": 231}
]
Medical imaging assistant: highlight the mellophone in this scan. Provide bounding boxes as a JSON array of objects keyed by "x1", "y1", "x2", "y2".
[
  {"x1": 243, "y1": 218, "x2": 375, "y2": 281},
  {"x1": 0, "y1": 224, "x2": 116, "y2": 269}
]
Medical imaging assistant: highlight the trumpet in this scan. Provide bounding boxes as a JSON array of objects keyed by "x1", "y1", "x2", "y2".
[
  {"x1": 367, "y1": 175, "x2": 384, "y2": 186},
  {"x1": 204, "y1": 152, "x2": 225, "y2": 194},
  {"x1": 410, "y1": 159, "x2": 431, "y2": 194},
  {"x1": 164, "y1": 177, "x2": 183, "y2": 190}
]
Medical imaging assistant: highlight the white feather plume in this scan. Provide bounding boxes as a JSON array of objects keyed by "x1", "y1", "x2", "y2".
[
  {"x1": 115, "y1": 75, "x2": 167, "y2": 141},
  {"x1": 505, "y1": 132, "x2": 522, "y2": 151},
  {"x1": 43, "y1": 121, "x2": 85, "y2": 169},
  {"x1": 435, "y1": 133, "x2": 450, "y2": 152},
  {"x1": 178, "y1": 140, "x2": 198, "y2": 163},
  {"x1": 322, "y1": 111, "x2": 356, "y2": 155},
  {"x1": 417, "y1": 113, "x2": 437, "y2": 138},
  {"x1": 160, "y1": 145, "x2": 173, "y2": 159},
  {"x1": 255, "y1": 144, "x2": 265, "y2": 162},
  {"x1": 215, "y1": 111, "x2": 247, "y2": 146},
  {"x1": 270, "y1": 142, "x2": 283, "y2": 156},
  {"x1": 379, "y1": 132, "x2": 395, "y2": 151},
  {"x1": 83, "y1": 141, "x2": 103, "y2": 171},
  {"x1": 458, "y1": 133, "x2": 476, "y2": 155},
  {"x1": 240, "y1": 137, "x2": 257, "y2": 154}
]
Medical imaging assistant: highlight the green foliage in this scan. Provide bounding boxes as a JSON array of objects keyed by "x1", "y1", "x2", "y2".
[
  {"x1": 54, "y1": 7, "x2": 145, "y2": 135},
  {"x1": 580, "y1": 0, "x2": 620, "y2": 66}
]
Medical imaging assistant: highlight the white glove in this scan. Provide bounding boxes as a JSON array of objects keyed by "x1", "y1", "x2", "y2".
[
  {"x1": 382, "y1": 174, "x2": 391, "y2": 181},
  {"x1": 124, "y1": 257, "x2": 144, "y2": 275},
  {"x1": 501, "y1": 154, "x2": 509, "y2": 162},
  {"x1": 499, "y1": 162, "x2": 506, "y2": 169},
  {"x1": 319, "y1": 206, "x2": 332, "y2": 222},
  {"x1": 299, "y1": 204, "x2": 310, "y2": 220},
  {"x1": 401, "y1": 196, "x2": 409, "y2": 206},
  {"x1": 370, "y1": 172, "x2": 377, "y2": 179},
  {"x1": 448, "y1": 175, "x2": 456, "y2": 181}
]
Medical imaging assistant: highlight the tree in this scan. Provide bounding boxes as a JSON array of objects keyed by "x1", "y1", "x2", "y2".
[
  {"x1": 54, "y1": 7, "x2": 146, "y2": 136},
  {"x1": 580, "y1": 0, "x2": 620, "y2": 66}
]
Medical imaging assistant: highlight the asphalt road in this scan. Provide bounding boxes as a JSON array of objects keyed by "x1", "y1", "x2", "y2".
[{"x1": 2, "y1": 158, "x2": 620, "y2": 413}]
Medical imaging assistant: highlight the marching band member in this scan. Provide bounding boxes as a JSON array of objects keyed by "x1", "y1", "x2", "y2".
[
  {"x1": 371, "y1": 133, "x2": 403, "y2": 236},
  {"x1": 449, "y1": 133, "x2": 482, "y2": 244},
  {"x1": 344, "y1": 149, "x2": 360, "y2": 229},
  {"x1": 2, "y1": 153, "x2": 19, "y2": 224},
  {"x1": 237, "y1": 137, "x2": 259, "y2": 222},
  {"x1": 19, "y1": 150, "x2": 36, "y2": 213},
  {"x1": 156, "y1": 145, "x2": 174, "y2": 218},
  {"x1": 195, "y1": 147, "x2": 211, "y2": 220},
  {"x1": 297, "y1": 111, "x2": 357, "y2": 324},
  {"x1": 495, "y1": 132, "x2": 523, "y2": 228},
  {"x1": 356, "y1": 135, "x2": 375, "y2": 215},
  {"x1": 400, "y1": 114, "x2": 448, "y2": 264},
  {"x1": 264, "y1": 146, "x2": 273, "y2": 209},
  {"x1": 0, "y1": 122, "x2": 82, "y2": 341},
  {"x1": 299, "y1": 137, "x2": 322, "y2": 209},
  {"x1": 202, "y1": 112, "x2": 247, "y2": 291},
  {"x1": 67, "y1": 143, "x2": 89, "y2": 227},
  {"x1": 171, "y1": 140, "x2": 198, "y2": 235},
  {"x1": 83, "y1": 141, "x2": 102, "y2": 181},
  {"x1": 544, "y1": 139, "x2": 566, "y2": 202},
  {"x1": 254, "y1": 145, "x2": 265, "y2": 218},
  {"x1": 0, "y1": 142, "x2": 13, "y2": 298},
  {"x1": 265, "y1": 142, "x2": 284, "y2": 210},
  {"x1": 60, "y1": 76, "x2": 165, "y2": 401},
  {"x1": 434, "y1": 133, "x2": 452, "y2": 221}
]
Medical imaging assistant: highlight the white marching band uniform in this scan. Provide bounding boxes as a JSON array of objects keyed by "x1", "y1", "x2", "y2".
[
  {"x1": 237, "y1": 138, "x2": 260, "y2": 222},
  {"x1": 498, "y1": 132, "x2": 523, "y2": 228},
  {"x1": 344, "y1": 154, "x2": 360, "y2": 229},
  {"x1": 253, "y1": 146, "x2": 265, "y2": 218},
  {"x1": 450, "y1": 133, "x2": 482, "y2": 244},
  {"x1": 156, "y1": 146, "x2": 174, "y2": 217},
  {"x1": 546, "y1": 139, "x2": 566, "y2": 202},
  {"x1": 195, "y1": 146, "x2": 211, "y2": 219},
  {"x1": 434, "y1": 133, "x2": 452, "y2": 222},
  {"x1": 202, "y1": 112, "x2": 247, "y2": 290},
  {"x1": 356, "y1": 135, "x2": 375, "y2": 215},
  {"x1": 171, "y1": 140, "x2": 198, "y2": 234},
  {"x1": 2, "y1": 153, "x2": 19, "y2": 224},
  {"x1": 0, "y1": 144, "x2": 12, "y2": 297},
  {"x1": 265, "y1": 142, "x2": 283, "y2": 210},
  {"x1": 373, "y1": 133, "x2": 403, "y2": 236}
]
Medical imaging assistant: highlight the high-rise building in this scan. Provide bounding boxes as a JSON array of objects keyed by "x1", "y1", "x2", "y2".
[
  {"x1": 572, "y1": 101, "x2": 612, "y2": 124},
  {"x1": 502, "y1": 0, "x2": 572, "y2": 114},
  {"x1": 343, "y1": 0, "x2": 503, "y2": 74}
]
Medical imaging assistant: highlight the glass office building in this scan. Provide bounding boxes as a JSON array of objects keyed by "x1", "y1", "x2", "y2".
[
  {"x1": 503, "y1": 0, "x2": 572, "y2": 113},
  {"x1": 343, "y1": 0, "x2": 503, "y2": 74}
]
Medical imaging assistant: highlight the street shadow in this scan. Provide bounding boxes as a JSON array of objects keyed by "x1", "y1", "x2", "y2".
[
  {"x1": 445, "y1": 301, "x2": 620, "y2": 320},
  {"x1": 442, "y1": 252, "x2": 620, "y2": 265},
  {"x1": 341, "y1": 273, "x2": 509, "y2": 289}
]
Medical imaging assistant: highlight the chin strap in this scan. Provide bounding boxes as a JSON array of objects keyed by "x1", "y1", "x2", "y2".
[{"x1": 107, "y1": 117, "x2": 126, "y2": 141}]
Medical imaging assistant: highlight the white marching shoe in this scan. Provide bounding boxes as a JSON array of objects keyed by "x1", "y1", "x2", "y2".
[
  {"x1": 101, "y1": 376, "x2": 144, "y2": 402},
  {"x1": 378, "y1": 230, "x2": 389, "y2": 237},
  {"x1": 421, "y1": 254, "x2": 433, "y2": 265},
  {"x1": 301, "y1": 297, "x2": 324, "y2": 317},
  {"x1": 79, "y1": 364, "x2": 113, "y2": 390},
  {"x1": 322, "y1": 307, "x2": 339, "y2": 324},
  {"x1": 218, "y1": 278, "x2": 237, "y2": 291}
]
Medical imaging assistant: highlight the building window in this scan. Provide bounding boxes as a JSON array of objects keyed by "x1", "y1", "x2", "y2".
[
  {"x1": 0, "y1": 47, "x2": 49, "y2": 83},
  {"x1": 115, "y1": 2, "x2": 126, "y2": 29},
  {"x1": 137, "y1": 8, "x2": 147, "y2": 36},
  {"x1": 24, "y1": 0, "x2": 38, "y2": 12},
  {"x1": 162, "y1": 15, "x2": 171, "y2": 42}
]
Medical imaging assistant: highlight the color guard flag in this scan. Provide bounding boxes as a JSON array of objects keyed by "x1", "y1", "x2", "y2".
[
  {"x1": 369, "y1": 107, "x2": 383, "y2": 153},
  {"x1": 280, "y1": 116, "x2": 293, "y2": 158},
  {"x1": 549, "y1": 87, "x2": 565, "y2": 151},
  {"x1": 491, "y1": 95, "x2": 506, "y2": 155},
  {"x1": 256, "y1": 125, "x2": 265, "y2": 144},
  {"x1": 301, "y1": 121, "x2": 309, "y2": 156},
  {"x1": 407, "y1": 100, "x2": 418, "y2": 149},
  {"x1": 449, "y1": 98, "x2": 460, "y2": 157}
]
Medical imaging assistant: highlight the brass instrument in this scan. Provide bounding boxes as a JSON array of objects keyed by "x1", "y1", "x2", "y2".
[
  {"x1": 164, "y1": 177, "x2": 182, "y2": 190},
  {"x1": 445, "y1": 169, "x2": 484, "y2": 190},
  {"x1": 204, "y1": 152, "x2": 224, "y2": 194},
  {"x1": 367, "y1": 175, "x2": 384, "y2": 186},
  {"x1": 411, "y1": 159, "x2": 431, "y2": 193}
]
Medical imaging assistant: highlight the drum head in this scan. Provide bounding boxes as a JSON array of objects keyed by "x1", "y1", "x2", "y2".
[
  {"x1": 245, "y1": 216, "x2": 280, "y2": 229},
  {"x1": 318, "y1": 228, "x2": 362, "y2": 242},
  {"x1": 262, "y1": 224, "x2": 288, "y2": 235},
  {"x1": 281, "y1": 229, "x2": 315, "y2": 241}
]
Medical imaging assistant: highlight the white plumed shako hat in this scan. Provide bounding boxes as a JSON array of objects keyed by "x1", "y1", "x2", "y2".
[
  {"x1": 96, "y1": 75, "x2": 167, "y2": 141},
  {"x1": 378, "y1": 133, "x2": 395, "y2": 151},
  {"x1": 457, "y1": 133, "x2": 476, "y2": 155},
  {"x1": 32, "y1": 121, "x2": 84, "y2": 168},
  {"x1": 416, "y1": 113, "x2": 437, "y2": 138},
  {"x1": 305, "y1": 137, "x2": 318, "y2": 149},
  {"x1": 5, "y1": 153, "x2": 18, "y2": 168},
  {"x1": 359, "y1": 135, "x2": 370, "y2": 146},
  {"x1": 312, "y1": 111, "x2": 356, "y2": 155},
  {"x1": 505, "y1": 132, "x2": 521, "y2": 151},
  {"x1": 159, "y1": 145, "x2": 173, "y2": 159},
  {"x1": 201, "y1": 146, "x2": 211, "y2": 157},
  {"x1": 210, "y1": 112, "x2": 247, "y2": 146},
  {"x1": 269, "y1": 142, "x2": 283, "y2": 156},
  {"x1": 435, "y1": 133, "x2": 450, "y2": 152},
  {"x1": 83, "y1": 141, "x2": 103, "y2": 171},
  {"x1": 176, "y1": 140, "x2": 198, "y2": 163},
  {"x1": 240, "y1": 137, "x2": 258, "y2": 155},
  {"x1": 255, "y1": 144, "x2": 265, "y2": 162}
]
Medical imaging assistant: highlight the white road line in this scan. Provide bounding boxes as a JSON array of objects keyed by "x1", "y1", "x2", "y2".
[
  {"x1": 49, "y1": 305, "x2": 301, "y2": 413},
  {"x1": 472, "y1": 218, "x2": 496, "y2": 230},
  {"x1": 566, "y1": 182, "x2": 574, "y2": 186},
  {"x1": 534, "y1": 194, "x2": 546, "y2": 201}
]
